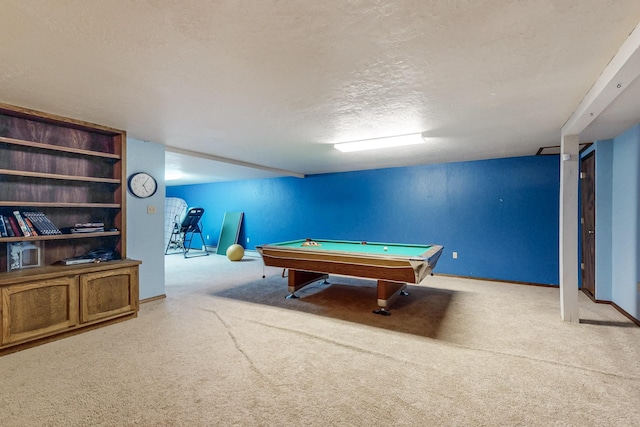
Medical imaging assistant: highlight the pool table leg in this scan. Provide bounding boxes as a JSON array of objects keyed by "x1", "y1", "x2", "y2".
[
  {"x1": 373, "y1": 280, "x2": 408, "y2": 315},
  {"x1": 286, "y1": 270, "x2": 329, "y2": 299}
]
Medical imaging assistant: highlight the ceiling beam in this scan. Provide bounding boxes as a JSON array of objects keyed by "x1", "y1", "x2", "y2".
[
  {"x1": 165, "y1": 145, "x2": 305, "y2": 179},
  {"x1": 562, "y1": 22, "x2": 640, "y2": 136}
]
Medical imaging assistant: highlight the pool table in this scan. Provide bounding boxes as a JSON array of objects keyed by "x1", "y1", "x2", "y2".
[{"x1": 256, "y1": 239, "x2": 444, "y2": 315}]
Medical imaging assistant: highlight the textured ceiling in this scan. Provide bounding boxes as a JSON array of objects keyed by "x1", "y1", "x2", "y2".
[{"x1": 1, "y1": 1, "x2": 640, "y2": 185}]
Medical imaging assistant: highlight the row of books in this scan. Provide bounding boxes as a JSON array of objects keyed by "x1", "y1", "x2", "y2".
[{"x1": 0, "y1": 211, "x2": 62, "y2": 237}]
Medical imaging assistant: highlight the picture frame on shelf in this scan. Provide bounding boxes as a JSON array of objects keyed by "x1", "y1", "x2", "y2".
[{"x1": 7, "y1": 241, "x2": 44, "y2": 272}]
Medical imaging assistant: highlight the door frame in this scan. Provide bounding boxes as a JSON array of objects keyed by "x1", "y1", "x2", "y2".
[{"x1": 580, "y1": 151, "x2": 596, "y2": 298}]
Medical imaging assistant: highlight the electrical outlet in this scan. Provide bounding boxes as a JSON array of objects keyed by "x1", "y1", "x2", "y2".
[
  {"x1": 147, "y1": 205, "x2": 156, "y2": 214},
  {"x1": 452, "y1": 251, "x2": 458, "y2": 259},
  {"x1": 206, "y1": 235, "x2": 210, "y2": 240},
  {"x1": 246, "y1": 238, "x2": 250, "y2": 243}
]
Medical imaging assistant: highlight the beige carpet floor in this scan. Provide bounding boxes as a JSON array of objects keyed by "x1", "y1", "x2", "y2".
[{"x1": 0, "y1": 251, "x2": 638, "y2": 426}]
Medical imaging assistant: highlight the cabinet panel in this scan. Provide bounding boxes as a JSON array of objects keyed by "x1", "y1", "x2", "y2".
[
  {"x1": 80, "y1": 267, "x2": 138, "y2": 323},
  {"x1": 1, "y1": 277, "x2": 78, "y2": 345}
]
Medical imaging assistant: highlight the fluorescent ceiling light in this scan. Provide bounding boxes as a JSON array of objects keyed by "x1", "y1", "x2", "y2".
[{"x1": 334, "y1": 133, "x2": 426, "y2": 152}]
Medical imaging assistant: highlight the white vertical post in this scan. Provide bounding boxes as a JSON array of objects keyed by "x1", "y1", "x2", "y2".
[{"x1": 559, "y1": 134, "x2": 580, "y2": 322}]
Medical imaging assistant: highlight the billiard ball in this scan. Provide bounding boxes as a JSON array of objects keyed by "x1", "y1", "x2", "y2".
[{"x1": 383, "y1": 247, "x2": 388, "y2": 251}]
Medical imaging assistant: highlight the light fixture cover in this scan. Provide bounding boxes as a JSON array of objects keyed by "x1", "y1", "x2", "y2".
[{"x1": 334, "y1": 133, "x2": 426, "y2": 152}]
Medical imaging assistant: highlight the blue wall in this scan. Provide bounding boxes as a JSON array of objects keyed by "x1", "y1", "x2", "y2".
[{"x1": 168, "y1": 155, "x2": 560, "y2": 285}]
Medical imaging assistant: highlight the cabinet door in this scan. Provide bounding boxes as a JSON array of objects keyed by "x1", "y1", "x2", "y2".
[
  {"x1": 1, "y1": 277, "x2": 79, "y2": 345},
  {"x1": 79, "y1": 267, "x2": 139, "y2": 323}
]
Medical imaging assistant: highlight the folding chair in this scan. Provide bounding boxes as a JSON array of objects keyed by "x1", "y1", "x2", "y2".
[{"x1": 165, "y1": 207, "x2": 210, "y2": 258}]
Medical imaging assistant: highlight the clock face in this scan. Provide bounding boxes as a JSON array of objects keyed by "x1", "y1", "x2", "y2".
[{"x1": 128, "y1": 172, "x2": 157, "y2": 198}]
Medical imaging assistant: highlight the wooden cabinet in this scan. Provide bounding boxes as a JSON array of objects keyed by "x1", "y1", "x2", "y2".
[
  {"x1": 80, "y1": 265, "x2": 138, "y2": 323},
  {"x1": 0, "y1": 260, "x2": 140, "y2": 354},
  {"x1": 2, "y1": 276, "x2": 78, "y2": 345},
  {"x1": 0, "y1": 103, "x2": 140, "y2": 355}
]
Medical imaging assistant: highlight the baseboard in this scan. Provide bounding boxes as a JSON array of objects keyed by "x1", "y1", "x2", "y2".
[
  {"x1": 610, "y1": 302, "x2": 640, "y2": 327},
  {"x1": 579, "y1": 289, "x2": 639, "y2": 326},
  {"x1": 141, "y1": 294, "x2": 166, "y2": 304},
  {"x1": 202, "y1": 246, "x2": 261, "y2": 257},
  {"x1": 581, "y1": 288, "x2": 598, "y2": 302},
  {"x1": 433, "y1": 273, "x2": 557, "y2": 288}
]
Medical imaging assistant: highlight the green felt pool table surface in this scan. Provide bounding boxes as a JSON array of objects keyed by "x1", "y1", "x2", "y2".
[{"x1": 269, "y1": 239, "x2": 434, "y2": 257}]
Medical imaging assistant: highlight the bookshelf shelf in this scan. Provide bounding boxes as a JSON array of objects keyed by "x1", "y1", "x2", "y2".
[
  {"x1": 0, "y1": 231, "x2": 120, "y2": 243},
  {"x1": 0, "y1": 135, "x2": 121, "y2": 159},
  {"x1": 0, "y1": 102, "x2": 138, "y2": 356},
  {"x1": 0, "y1": 168, "x2": 121, "y2": 184},
  {"x1": 0, "y1": 202, "x2": 121, "y2": 208}
]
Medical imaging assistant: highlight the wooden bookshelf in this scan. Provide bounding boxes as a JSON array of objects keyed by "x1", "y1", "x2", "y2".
[{"x1": 0, "y1": 102, "x2": 139, "y2": 356}]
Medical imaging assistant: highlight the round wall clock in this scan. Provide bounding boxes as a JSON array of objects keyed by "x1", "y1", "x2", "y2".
[{"x1": 127, "y1": 172, "x2": 158, "y2": 198}]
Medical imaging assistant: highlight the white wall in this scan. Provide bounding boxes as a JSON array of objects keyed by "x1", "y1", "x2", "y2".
[{"x1": 126, "y1": 137, "x2": 166, "y2": 300}]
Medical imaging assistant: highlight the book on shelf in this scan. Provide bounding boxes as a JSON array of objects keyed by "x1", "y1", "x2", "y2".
[
  {"x1": 0, "y1": 211, "x2": 62, "y2": 237},
  {"x1": 13, "y1": 211, "x2": 32, "y2": 237},
  {"x1": 21, "y1": 211, "x2": 62, "y2": 235},
  {"x1": 24, "y1": 217, "x2": 39, "y2": 236},
  {"x1": 70, "y1": 222, "x2": 105, "y2": 233},
  {"x1": 2, "y1": 215, "x2": 15, "y2": 237},
  {"x1": 8, "y1": 215, "x2": 22, "y2": 236},
  {"x1": 0, "y1": 215, "x2": 8, "y2": 237}
]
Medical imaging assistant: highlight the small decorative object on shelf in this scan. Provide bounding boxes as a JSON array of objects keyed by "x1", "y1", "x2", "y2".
[{"x1": 7, "y1": 241, "x2": 44, "y2": 271}]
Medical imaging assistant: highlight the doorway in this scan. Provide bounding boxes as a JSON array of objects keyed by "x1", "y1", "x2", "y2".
[{"x1": 580, "y1": 152, "x2": 596, "y2": 297}]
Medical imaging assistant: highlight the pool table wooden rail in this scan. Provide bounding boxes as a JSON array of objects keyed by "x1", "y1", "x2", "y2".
[{"x1": 259, "y1": 247, "x2": 426, "y2": 284}]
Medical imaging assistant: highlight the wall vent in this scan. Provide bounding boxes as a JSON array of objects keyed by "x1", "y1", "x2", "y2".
[{"x1": 536, "y1": 142, "x2": 592, "y2": 155}]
